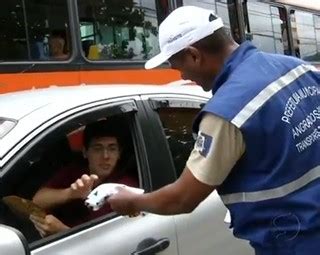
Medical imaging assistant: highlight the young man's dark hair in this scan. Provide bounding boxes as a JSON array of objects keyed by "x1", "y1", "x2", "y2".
[{"x1": 83, "y1": 120, "x2": 122, "y2": 150}]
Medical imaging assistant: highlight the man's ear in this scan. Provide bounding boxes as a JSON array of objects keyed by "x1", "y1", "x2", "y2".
[{"x1": 185, "y1": 46, "x2": 202, "y2": 65}]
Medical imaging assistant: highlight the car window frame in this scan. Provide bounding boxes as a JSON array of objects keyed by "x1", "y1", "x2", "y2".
[
  {"x1": 0, "y1": 98, "x2": 152, "y2": 249},
  {"x1": 142, "y1": 94, "x2": 208, "y2": 183},
  {"x1": 1, "y1": 96, "x2": 139, "y2": 170}
]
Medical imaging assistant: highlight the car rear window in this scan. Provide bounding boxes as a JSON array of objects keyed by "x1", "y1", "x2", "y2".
[{"x1": 0, "y1": 118, "x2": 17, "y2": 139}]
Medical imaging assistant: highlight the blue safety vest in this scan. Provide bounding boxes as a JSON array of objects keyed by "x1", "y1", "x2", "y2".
[{"x1": 193, "y1": 42, "x2": 320, "y2": 254}]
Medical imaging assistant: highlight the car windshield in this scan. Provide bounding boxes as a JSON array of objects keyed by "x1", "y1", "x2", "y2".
[{"x1": 0, "y1": 118, "x2": 17, "y2": 139}]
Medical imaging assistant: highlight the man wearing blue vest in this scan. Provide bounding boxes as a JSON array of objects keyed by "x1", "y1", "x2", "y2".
[{"x1": 108, "y1": 6, "x2": 320, "y2": 254}]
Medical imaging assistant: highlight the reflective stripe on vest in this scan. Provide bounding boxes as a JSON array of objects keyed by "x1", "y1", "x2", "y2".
[
  {"x1": 231, "y1": 64, "x2": 318, "y2": 128},
  {"x1": 221, "y1": 165, "x2": 320, "y2": 205}
]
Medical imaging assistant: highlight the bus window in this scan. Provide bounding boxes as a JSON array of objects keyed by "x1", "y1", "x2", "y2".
[
  {"x1": 0, "y1": 0, "x2": 71, "y2": 62},
  {"x1": 245, "y1": 1, "x2": 289, "y2": 54},
  {"x1": 78, "y1": 0, "x2": 161, "y2": 61},
  {"x1": 181, "y1": 0, "x2": 243, "y2": 43},
  {"x1": 290, "y1": 10, "x2": 320, "y2": 62},
  {"x1": 182, "y1": 0, "x2": 230, "y2": 29},
  {"x1": 316, "y1": 15, "x2": 320, "y2": 61}
]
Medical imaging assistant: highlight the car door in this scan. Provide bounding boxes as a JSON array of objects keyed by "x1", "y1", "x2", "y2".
[
  {"x1": 0, "y1": 97, "x2": 178, "y2": 255},
  {"x1": 142, "y1": 94, "x2": 254, "y2": 255}
]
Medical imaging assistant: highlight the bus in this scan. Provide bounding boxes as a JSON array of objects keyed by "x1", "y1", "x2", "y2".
[{"x1": 0, "y1": 0, "x2": 319, "y2": 94}]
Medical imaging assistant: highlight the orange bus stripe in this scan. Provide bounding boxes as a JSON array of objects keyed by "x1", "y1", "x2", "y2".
[{"x1": 0, "y1": 69, "x2": 181, "y2": 94}]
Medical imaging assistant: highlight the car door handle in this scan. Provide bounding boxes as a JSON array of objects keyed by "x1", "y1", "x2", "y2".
[{"x1": 131, "y1": 237, "x2": 170, "y2": 255}]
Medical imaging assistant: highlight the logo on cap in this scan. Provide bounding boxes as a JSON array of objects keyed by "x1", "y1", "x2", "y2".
[{"x1": 167, "y1": 33, "x2": 183, "y2": 44}]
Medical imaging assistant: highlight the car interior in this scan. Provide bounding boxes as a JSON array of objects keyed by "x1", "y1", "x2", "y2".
[{"x1": 0, "y1": 113, "x2": 140, "y2": 244}]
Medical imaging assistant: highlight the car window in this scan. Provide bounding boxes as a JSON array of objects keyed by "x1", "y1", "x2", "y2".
[
  {"x1": 0, "y1": 111, "x2": 141, "y2": 244},
  {"x1": 157, "y1": 107, "x2": 200, "y2": 177}
]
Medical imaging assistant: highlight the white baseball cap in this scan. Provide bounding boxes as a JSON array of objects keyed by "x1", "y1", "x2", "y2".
[{"x1": 145, "y1": 6, "x2": 224, "y2": 69}]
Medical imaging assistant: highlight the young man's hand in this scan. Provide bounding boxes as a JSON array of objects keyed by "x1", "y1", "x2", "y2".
[
  {"x1": 30, "y1": 214, "x2": 69, "y2": 237},
  {"x1": 69, "y1": 174, "x2": 98, "y2": 199}
]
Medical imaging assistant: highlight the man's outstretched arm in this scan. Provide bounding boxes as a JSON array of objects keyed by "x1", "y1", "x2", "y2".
[
  {"x1": 108, "y1": 113, "x2": 245, "y2": 216},
  {"x1": 108, "y1": 167, "x2": 215, "y2": 215}
]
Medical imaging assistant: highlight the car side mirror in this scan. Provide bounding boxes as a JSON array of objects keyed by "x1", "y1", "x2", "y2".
[{"x1": 0, "y1": 224, "x2": 30, "y2": 255}]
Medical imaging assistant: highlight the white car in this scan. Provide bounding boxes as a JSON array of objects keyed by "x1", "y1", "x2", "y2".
[{"x1": 0, "y1": 85, "x2": 253, "y2": 255}]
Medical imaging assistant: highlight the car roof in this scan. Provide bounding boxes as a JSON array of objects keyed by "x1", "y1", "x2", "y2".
[
  {"x1": 0, "y1": 84, "x2": 210, "y2": 165},
  {"x1": 0, "y1": 84, "x2": 209, "y2": 120}
]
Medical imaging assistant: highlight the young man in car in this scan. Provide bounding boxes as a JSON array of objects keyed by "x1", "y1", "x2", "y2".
[
  {"x1": 30, "y1": 120, "x2": 138, "y2": 237},
  {"x1": 108, "y1": 6, "x2": 320, "y2": 255}
]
